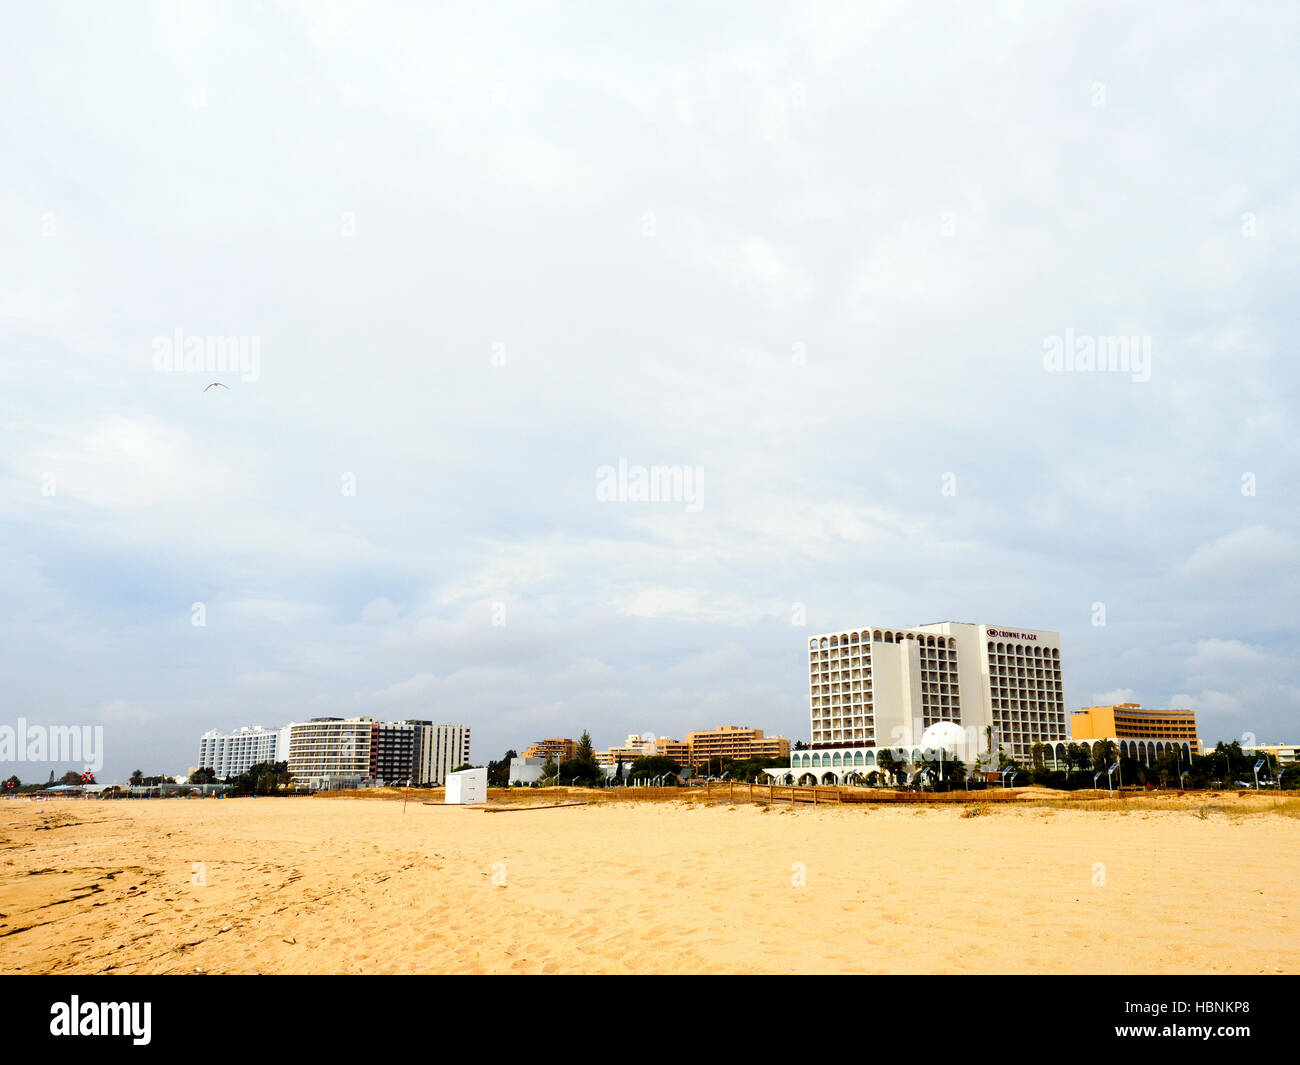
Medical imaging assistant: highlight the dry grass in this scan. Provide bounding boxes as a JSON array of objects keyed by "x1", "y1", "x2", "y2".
[{"x1": 311, "y1": 783, "x2": 1300, "y2": 819}]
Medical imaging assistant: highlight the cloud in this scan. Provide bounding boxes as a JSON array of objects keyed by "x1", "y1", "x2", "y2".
[
  {"x1": 360, "y1": 597, "x2": 399, "y2": 623},
  {"x1": 1179, "y1": 526, "x2": 1300, "y2": 583},
  {"x1": 1167, "y1": 691, "x2": 1245, "y2": 718},
  {"x1": 1, "y1": 1, "x2": 1297, "y2": 779},
  {"x1": 612, "y1": 587, "x2": 769, "y2": 624},
  {"x1": 693, "y1": 232, "x2": 812, "y2": 309}
]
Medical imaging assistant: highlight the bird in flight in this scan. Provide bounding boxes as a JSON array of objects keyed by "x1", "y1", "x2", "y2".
[{"x1": 204, "y1": 382, "x2": 229, "y2": 391}]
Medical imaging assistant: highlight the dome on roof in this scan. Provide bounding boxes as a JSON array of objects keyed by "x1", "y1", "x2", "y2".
[{"x1": 920, "y1": 721, "x2": 972, "y2": 759}]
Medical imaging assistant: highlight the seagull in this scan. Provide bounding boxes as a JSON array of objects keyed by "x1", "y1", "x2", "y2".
[{"x1": 204, "y1": 382, "x2": 229, "y2": 391}]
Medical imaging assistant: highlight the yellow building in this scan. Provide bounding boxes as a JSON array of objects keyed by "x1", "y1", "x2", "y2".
[
  {"x1": 596, "y1": 745, "x2": 644, "y2": 766},
  {"x1": 648, "y1": 737, "x2": 692, "y2": 764},
  {"x1": 595, "y1": 736, "x2": 694, "y2": 768},
  {"x1": 595, "y1": 733, "x2": 656, "y2": 766},
  {"x1": 1070, "y1": 703, "x2": 1200, "y2": 755},
  {"x1": 521, "y1": 738, "x2": 578, "y2": 762},
  {"x1": 685, "y1": 725, "x2": 791, "y2": 765}
]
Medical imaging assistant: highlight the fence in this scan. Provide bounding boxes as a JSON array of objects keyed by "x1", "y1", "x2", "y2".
[{"x1": 704, "y1": 781, "x2": 842, "y2": 805}]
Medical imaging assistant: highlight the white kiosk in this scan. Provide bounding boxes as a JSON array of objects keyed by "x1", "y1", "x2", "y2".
[{"x1": 445, "y1": 767, "x2": 487, "y2": 805}]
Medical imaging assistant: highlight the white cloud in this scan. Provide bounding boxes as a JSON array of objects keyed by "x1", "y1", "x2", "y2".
[
  {"x1": 360, "y1": 597, "x2": 399, "y2": 623},
  {"x1": 226, "y1": 599, "x2": 322, "y2": 626},
  {"x1": 1179, "y1": 526, "x2": 1300, "y2": 583},
  {"x1": 2, "y1": 0, "x2": 1297, "y2": 778},
  {"x1": 693, "y1": 232, "x2": 812, "y2": 309}
]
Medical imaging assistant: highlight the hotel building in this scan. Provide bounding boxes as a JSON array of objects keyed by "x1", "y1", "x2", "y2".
[
  {"x1": 415, "y1": 723, "x2": 471, "y2": 785},
  {"x1": 522, "y1": 738, "x2": 579, "y2": 762},
  {"x1": 787, "y1": 621, "x2": 1067, "y2": 783},
  {"x1": 197, "y1": 726, "x2": 285, "y2": 779},
  {"x1": 686, "y1": 725, "x2": 791, "y2": 765},
  {"x1": 593, "y1": 729, "x2": 789, "y2": 769},
  {"x1": 370, "y1": 721, "x2": 421, "y2": 785},
  {"x1": 284, "y1": 718, "x2": 375, "y2": 786},
  {"x1": 1069, "y1": 703, "x2": 1200, "y2": 764},
  {"x1": 283, "y1": 718, "x2": 470, "y2": 787},
  {"x1": 596, "y1": 733, "x2": 656, "y2": 767},
  {"x1": 647, "y1": 737, "x2": 692, "y2": 765}
]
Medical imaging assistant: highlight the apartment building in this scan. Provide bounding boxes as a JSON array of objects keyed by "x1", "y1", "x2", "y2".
[
  {"x1": 595, "y1": 733, "x2": 655, "y2": 766},
  {"x1": 647, "y1": 737, "x2": 691, "y2": 765},
  {"x1": 370, "y1": 721, "x2": 420, "y2": 785},
  {"x1": 196, "y1": 726, "x2": 284, "y2": 779},
  {"x1": 685, "y1": 725, "x2": 791, "y2": 764},
  {"x1": 415, "y1": 724, "x2": 471, "y2": 785},
  {"x1": 284, "y1": 718, "x2": 375, "y2": 786},
  {"x1": 521, "y1": 738, "x2": 578, "y2": 762}
]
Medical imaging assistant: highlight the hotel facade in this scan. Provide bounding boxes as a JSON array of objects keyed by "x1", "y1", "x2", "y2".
[
  {"x1": 594, "y1": 728, "x2": 791, "y2": 769},
  {"x1": 280, "y1": 718, "x2": 470, "y2": 788},
  {"x1": 196, "y1": 726, "x2": 286, "y2": 779},
  {"x1": 785, "y1": 621, "x2": 1067, "y2": 783},
  {"x1": 1069, "y1": 703, "x2": 1200, "y2": 764},
  {"x1": 521, "y1": 738, "x2": 579, "y2": 762},
  {"x1": 685, "y1": 725, "x2": 790, "y2": 764}
]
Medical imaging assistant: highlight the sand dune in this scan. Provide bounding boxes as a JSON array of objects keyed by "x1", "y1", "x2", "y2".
[{"x1": 2, "y1": 794, "x2": 1296, "y2": 974}]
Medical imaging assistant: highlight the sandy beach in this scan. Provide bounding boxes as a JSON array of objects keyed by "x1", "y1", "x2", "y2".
[{"x1": 3, "y1": 792, "x2": 1297, "y2": 975}]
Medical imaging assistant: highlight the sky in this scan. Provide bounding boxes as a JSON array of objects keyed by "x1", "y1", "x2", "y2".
[{"x1": 1, "y1": 0, "x2": 1297, "y2": 783}]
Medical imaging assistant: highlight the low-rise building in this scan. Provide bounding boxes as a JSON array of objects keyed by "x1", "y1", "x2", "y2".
[
  {"x1": 1070, "y1": 703, "x2": 1201, "y2": 757},
  {"x1": 686, "y1": 725, "x2": 791, "y2": 765},
  {"x1": 596, "y1": 733, "x2": 656, "y2": 766},
  {"x1": 647, "y1": 737, "x2": 691, "y2": 765},
  {"x1": 522, "y1": 738, "x2": 578, "y2": 762},
  {"x1": 1251, "y1": 744, "x2": 1299, "y2": 766}
]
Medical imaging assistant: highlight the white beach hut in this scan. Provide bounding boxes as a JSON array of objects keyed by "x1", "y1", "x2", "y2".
[{"x1": 445, "y1": 767, "x2": 487, "y2": 805}]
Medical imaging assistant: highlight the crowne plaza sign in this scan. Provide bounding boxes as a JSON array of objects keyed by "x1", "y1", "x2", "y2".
[{"x1": 986, "y1": 628, "x2": 1040, "y2": 641}]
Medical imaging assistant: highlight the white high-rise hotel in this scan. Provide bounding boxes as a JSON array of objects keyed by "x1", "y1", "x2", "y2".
[{"x1": 795, "y1": 621, "x2": 1067, "y2": 781}]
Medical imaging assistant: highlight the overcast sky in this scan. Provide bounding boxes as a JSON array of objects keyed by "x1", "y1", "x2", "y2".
[{"x1": 2, "y1": 1, "x2": 1297, "y2": 781}]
